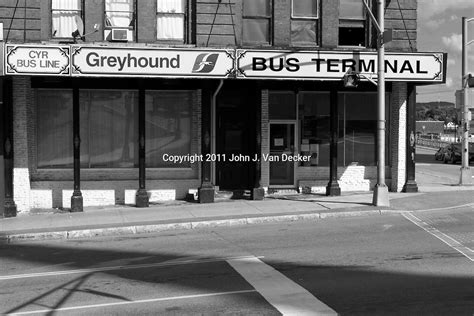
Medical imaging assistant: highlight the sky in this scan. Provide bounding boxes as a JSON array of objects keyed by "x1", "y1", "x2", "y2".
[{"x1": 416, "y1": 0, "x2": 474, "y2": 105}]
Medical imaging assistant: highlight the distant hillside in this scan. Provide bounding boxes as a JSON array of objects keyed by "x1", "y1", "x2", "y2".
[{"x1": 416, "y1": 101, "x2": 457, "y2": 123}]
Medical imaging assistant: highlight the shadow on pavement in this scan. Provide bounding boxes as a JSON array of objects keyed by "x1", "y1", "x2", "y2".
[{"x1": 0, "y1": 242, "x2": 473, "y2": 315}]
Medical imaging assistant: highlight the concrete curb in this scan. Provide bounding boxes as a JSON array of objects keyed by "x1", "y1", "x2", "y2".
[{"x1": 1, "y1": 209, "x2": 396, "y2": 243}]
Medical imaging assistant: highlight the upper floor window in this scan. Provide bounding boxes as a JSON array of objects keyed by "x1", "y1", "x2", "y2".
[
  {"x1": 339, "y1": 0, "x2": 366, "y2": 46},
  {"x1": 52, "y1": 0, "x2": 83, "y2": 38},
  {"x1": 291, "y1": 0, "x2": 319, "y2": 45},
  {"x1": 157, "y1": 0, "x2": 187, "y2": 42},
  {"x1": 105, "y1": 0, "x2": 135, "y2": 28},
  {"x1": 243, "y1": 0, "x2": 271, "y2": 45}
]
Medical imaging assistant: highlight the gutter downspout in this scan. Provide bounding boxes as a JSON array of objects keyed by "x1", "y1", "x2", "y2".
[{"x1": 211, "y1": 80, "x2": 224, "y2": 185}]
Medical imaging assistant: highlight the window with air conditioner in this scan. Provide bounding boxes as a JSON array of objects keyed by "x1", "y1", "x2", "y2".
[
  {"x1": 339, "y1": 0, "x2": 367, "y2": 47},
  {"x1": 156, "y1": 0, "x2": 187, "y2": 42},
  {"x1": 51, "y1": 0, "x2": 83, "y2": 38},
  {"x1": 104, "y1": 0, "x2": 135, "y2": 42}
]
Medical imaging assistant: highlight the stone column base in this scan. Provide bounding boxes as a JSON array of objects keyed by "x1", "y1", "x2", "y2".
[
  {"x1": 326, "y1": 181, "x2": 341, "y2": 196},
  {"x1": 199, "y1": 185, "x2": 215, "y2": 203},
  {"x1": 251, "y1": 187, "x2": 265, "y2": 200},
  {"x1": 403, "y1": 180, "x2": 418, "y2": 193},
  {"x1": 71, "y1": 191, "x2": 83, "y2": 212},
  {"x1": 136, "y1": 189, "x2": 149, "y2": 207}
]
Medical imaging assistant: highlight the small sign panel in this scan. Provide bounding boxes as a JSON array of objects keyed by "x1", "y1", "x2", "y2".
[{"x1": 5, "y1": 45, "x2": 70, "y2": 75}]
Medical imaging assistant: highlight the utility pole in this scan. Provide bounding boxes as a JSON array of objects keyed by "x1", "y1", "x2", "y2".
[
  {"x1": 459, "y1": 17, "x2": 472, "y2": 185},
  {"x1": 370, "y1": 0, "x2": 390, "y2": 206}
]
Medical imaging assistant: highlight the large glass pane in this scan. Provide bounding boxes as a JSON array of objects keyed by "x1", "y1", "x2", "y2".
[
  {"x1": 337, "y1": 93, "x2": 390, "y2": 166},
  {"x1": 243, "y1": 0, "x2": 269, "y2": 16},
  {"x1": 291, "y1": 20, "x2": 316, "y2": 43},
  {"x1": 145, "y1": 91, "x2": 192, "y2": 168},
  {"x1": 299, "y1": 92, "x2": 330, "y2": 166},
  {"x1": 37, "y1": 90, "x2": 73, "y2": 168},
  {"x1": 269, "y1": 91, "x2": 296, "y2": 120},
  {"x1": 80, "y1": 90, "x2": 138, "y2": 168},
  {"x1": 157, "y1": 0, "x2": 185, "y2": 13},
  {"x1": 292, "y1": 0, "x2": 317, "y2": 18},
  {"x1": 243, "y1": 19, "x2": 269, "y2": 43},
  {"x1": 340, "y1": 0, "x2": 364, "y2": 19},
  {"x1": 270, "y1": 124, "x2": 295, "y2": 185}
]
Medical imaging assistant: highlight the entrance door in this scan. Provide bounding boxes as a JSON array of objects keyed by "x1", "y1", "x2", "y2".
[
  {"x1": 269, "y1": 123, "x2": 295, "y2": 186},
  {"x1": 216, "y1": 85, "x2": 256, "y2": 190}
]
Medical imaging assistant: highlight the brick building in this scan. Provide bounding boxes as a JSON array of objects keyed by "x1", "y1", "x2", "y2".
[{"x1": 0, "y1": 0, "x2": 446, "y2": 216}]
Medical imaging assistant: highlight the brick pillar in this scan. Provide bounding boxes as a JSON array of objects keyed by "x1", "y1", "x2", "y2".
[
  {"x1": 390, "y1": 82, "x2": 407, "y2": 192},
  {"x1": 321, "y1": 0, "x2": 339, "y2": 48},
  {"x1": 260, "y1": 90, "x2": 270, "y2": 190},
  {"x1": 403, "y1": 84, "x2": 418, "y2": 192},
  {"x1": 12, "y1": 77, "x2": 30, "y2": 214}
]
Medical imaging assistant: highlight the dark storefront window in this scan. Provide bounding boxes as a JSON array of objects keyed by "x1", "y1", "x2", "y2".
[
  {"x1": 339, "y1": 0, "x2": 366, "y2": 46},
  {"x1": 37, "y1": 90, "x2": 74, "y2": 168},
  {"x1": 337, "y1": 92, "x2": 390, "y2": 166},
  {"x1": 243, "y1": 0, "x2": 271, "y2": 45},
  {"x1": 80, "y1": 90, "x2": 139, "y2": 168},
  {"x1": 269, "y1": 91, "x2": 296, "y2": 120},
  {"x1": 291, "y1": 0, "x2": 319, "y2": 45},
  {"x1": 37, "y1": 89, "x2": 193, "y2": 170},
  {"x1": 145, "y1": 91, "x2": 192, "y2": 168},
  {"x1": 298, "y1": 92, "x2": 330, "y2": 166}
]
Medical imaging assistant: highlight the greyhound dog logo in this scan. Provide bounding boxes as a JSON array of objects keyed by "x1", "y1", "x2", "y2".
[{"x1": 192, "y1": 53, "x2": 219, "y2": 73}]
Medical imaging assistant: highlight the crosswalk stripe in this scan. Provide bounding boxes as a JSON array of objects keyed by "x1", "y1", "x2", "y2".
[{"x1": 227, "y1": 257, "x2": 337, "y2": 316}]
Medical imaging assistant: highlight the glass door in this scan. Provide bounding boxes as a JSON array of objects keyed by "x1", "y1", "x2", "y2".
[{"x1": 269, "y1": 123, "x2": 296, "y2": 186}]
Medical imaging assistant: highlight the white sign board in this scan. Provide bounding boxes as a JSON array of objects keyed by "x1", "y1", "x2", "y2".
[
  {"x1": 236, "y1": 50, "x2": 446, "y2": 82},
  {"x1": 5, "y1": 45, "x2": 70, "y2": 75},
  {"x1": 71, "y1": 46, "x2": 234, "y2": 78}
]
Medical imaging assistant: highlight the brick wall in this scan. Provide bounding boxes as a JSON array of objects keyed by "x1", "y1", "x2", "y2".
[
  {"x1": 385, "y1": 0, "x2": 417, "y2": 52},
  {"x1": 261, "y1": 90, "x2": 269, "y2": 189},
  {"x1": 0, "y1": 0, "x2": 41, "y2": 42},
  {"x1": 196, "y1": 0, "x2": 238, "y2": 47}
]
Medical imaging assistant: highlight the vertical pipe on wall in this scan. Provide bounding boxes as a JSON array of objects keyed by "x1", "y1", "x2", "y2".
[
  {"x1": 136, "y1": 82, "x2": 149, "y2": 207},
  {"x1": 71, "y1": 79, "x2": 83, "y2": 212},
  {"x1": 3, "y1": 77, "x2": 16, "y2": 217},
  {"x1": 326, "y1": 87, "x2": 341, "y2": 196},
  {"x1": 403, "y1": 84, "x2": 418, "y2": 192}
]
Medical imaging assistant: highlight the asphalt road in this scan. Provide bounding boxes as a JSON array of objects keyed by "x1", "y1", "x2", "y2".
[{"x1": 1, "y1": 208, "x2": 473, "y2": 315}]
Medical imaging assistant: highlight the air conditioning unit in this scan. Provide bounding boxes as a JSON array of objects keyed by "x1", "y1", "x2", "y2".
[{"x1": 111, "y1": 28, "x2": 130, "y2": 41}]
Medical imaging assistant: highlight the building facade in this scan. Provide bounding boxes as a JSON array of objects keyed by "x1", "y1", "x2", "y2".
[{"x1": 0, "y1": 0, "x2": 445, "y2": 215}]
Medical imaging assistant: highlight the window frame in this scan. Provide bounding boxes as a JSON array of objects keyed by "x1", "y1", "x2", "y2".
[
  {"x1": 290, "y1": 0, "x2": 320, "y2": 46},
  {"x1": 338, "y1": 0, "x2": 369, "y2": 47},
  {"x1": 242, "y1": 0, "x2": 272, "y2": 45},
  {"x1": 104, "y1": 0, "x2": 137, "y2": 31},
  {"x1": 156, "y1": 0, "x2": 189, "y2": 43},
  {"x1": 51, "y1": 0, "x2": 84, "y2": 39}
]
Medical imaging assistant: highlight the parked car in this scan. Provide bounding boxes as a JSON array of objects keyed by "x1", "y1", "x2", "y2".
[
  {"x1": 434, "y1": 145, "x2": 450, "y2": 161},
  {"x1": 443, "y1": 143, "x2": 474, "y2": 164}
]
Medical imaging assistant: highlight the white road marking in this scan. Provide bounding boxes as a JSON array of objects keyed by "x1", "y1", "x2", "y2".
[
  {"x1": 0, "y1": 255, "x2": 263, "y2": 281},
  {"x1": 402, "y1": 212, "x2": 474, "y2": 262},
  {"x1": 227, "y1": 257, "x2": 337, "y2": 316},
  {"x1": 7, "y1": 290, "x2": 257, "y2": 315}
]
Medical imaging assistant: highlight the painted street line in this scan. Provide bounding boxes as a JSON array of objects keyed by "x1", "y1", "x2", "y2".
[
  {"x1": 7, "y1": 289, "x2": 257, "y2": 315},
  {"x1": 227, "y1": 257, "x2": 337, "y2": 316},
  {"x1": 0, "y1": 255, "x2": 264, "y2": 281},
  {"x1": 402, "y1": 212, "x2": 474, "y2": 262}
]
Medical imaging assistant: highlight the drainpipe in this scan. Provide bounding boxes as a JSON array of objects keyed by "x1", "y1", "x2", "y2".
[{"x1": 211, "y1": 80, "x2": 224, "y2": 185}]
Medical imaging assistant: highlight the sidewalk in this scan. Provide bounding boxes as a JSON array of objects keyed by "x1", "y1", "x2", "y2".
[{"x1": 1, "y1": 180, "x2": 473, "y2": 243}]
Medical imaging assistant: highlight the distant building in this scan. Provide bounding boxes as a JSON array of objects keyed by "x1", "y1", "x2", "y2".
[{"x1": 416, "y1": 121, "x2": 445, "y2": 136}]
